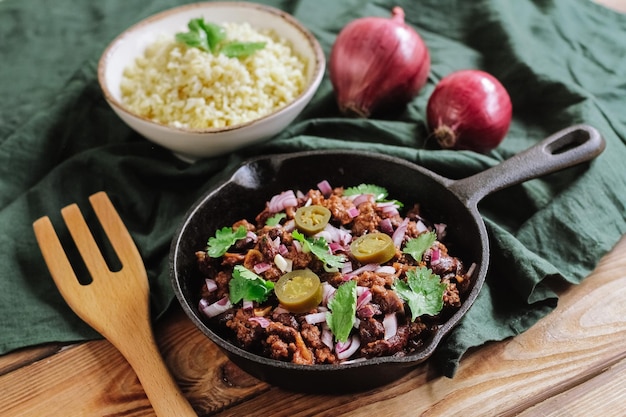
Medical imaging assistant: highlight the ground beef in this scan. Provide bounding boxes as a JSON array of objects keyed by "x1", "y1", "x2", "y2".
[
  {"x1": 351, "y1": 201, "x2": 381, "y2": 235},
  {"x1": 226, "y1": 309, "x2": 265, "y2": 350},
  {"x1": 361, "y1": 324, "x2": 411, "y2": 358},
  {"x1": 300, "y1": 323, "x2": 337, "y2": 364},
  {"x1": 358, "y1": 317, "x2": 385, "y2": 345},
  {"x1": 265, "y1": 321, "x2": 313, "y2": 364},
  {"x1": 370, "y1": 284, "x2": 404, "y2": 314},
  {"x1": 197, "y1": 184, "x2": 473, "y2": 365}
]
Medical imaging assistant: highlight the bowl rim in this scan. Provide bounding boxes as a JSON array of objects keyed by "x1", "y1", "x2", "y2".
[{"x1": 97, "y1": 1, "x2": 326, "y2": 135}]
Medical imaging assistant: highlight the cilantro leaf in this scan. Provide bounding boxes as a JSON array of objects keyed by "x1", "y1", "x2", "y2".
[
  {"x1": 220, "y1": 41, "x2": 266, "y2": 58},
  {"x1": 326, "y1": 280, "x2": 357, "y2": 342},
  {"x1": 344, "y1": 184, "x2": 388, "y2": 201},
  {"x1": 175, "y1": 18, "x2": 265, "y2": 58},
  {"x1": 402, "y1": 231, "x2": 437, "y2": 262},
  {"x1": 343, "y1": 184, "x2": 403, "y2": 208},
  {"x1": 206, "y1": 225, "x2": 247, "y2": 258},
  {"x1": 292, "y1": 230, "x2": 346, "y2": 269},
  {"x1": 393, "y1": 267, "x2": 446, "y2": 321},
  {"x1": 265, "y1": 213, "x2": 286, "y2": 227},
  {"x1": 229, "y1": 265, "x2": 274, "y2": 304}
]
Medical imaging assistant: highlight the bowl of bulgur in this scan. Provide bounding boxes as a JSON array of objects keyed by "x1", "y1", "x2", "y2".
[{"x1": 98, "y1": 2, "x2": 326, "y2": 162}]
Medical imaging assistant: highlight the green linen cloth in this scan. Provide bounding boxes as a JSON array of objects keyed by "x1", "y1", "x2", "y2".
[{"x1": 1, "y1": 0, "x2": 625, "y2": 378}]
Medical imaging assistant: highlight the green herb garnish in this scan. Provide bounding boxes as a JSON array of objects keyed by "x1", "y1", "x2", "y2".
[
  {"x1": 326, "y1": 280, "x2": 357, "y2": 342},
  {"x1": 265, "y1": 213, "x2": 287, "y2": 227},
  {"x1": 393, "y1": 266, "x2": 446, "y2": 321},
  {"x1": 206, "y1": 225, "x2": 247, "y2": 258},
  {"x1": 175, "y1": 18, "x2": 266, "y2": 58},
  {"x1": 402, "y1": 231, "x2": 437, "y2": 262},
  {"x1": 229, "y1": 265, "x2": 274, "y2": 304},
  {"x1": 292, "y1": 230, "x2": 346, "y2": 269},
  {"x1": 344, "y1": 184, "x2": 403, "y2": 207}
]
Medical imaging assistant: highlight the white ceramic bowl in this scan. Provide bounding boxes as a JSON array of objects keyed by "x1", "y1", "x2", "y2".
[{"x1": 98, "y1": 2, "x2": 326, "y2": 162}]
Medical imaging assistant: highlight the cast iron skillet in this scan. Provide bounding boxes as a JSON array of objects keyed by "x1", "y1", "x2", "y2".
[{"x1": 170, "y1": 124, "x2": 604, "y2": 393}]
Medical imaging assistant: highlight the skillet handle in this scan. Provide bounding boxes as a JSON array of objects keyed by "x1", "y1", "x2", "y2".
[{"x1": 447, "y1": 124, "x2": 605, "y2": 207}]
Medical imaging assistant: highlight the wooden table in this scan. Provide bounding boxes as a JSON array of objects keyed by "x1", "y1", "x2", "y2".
[
  {"x1": 2, "y1": 1, "x2": 625, "y2": 415},
  {"x1": 2, "y1": 231, "x2": 625, "y2": 416}
]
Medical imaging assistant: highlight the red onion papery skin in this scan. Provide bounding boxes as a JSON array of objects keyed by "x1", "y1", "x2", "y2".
[
  {"x1": 329, "y1": 7, "x2": 431, "y2": 118},
  {"x1": 426, "y1": 69, "x2": 512, "y2": 152}
]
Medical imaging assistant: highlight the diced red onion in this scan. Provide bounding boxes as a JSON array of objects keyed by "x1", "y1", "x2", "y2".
[
  {"x1": 278, "y1": 243, "x2": 289, "y2": 256},
  {"x1": 274, "y1": 306, "x2": 289, "y2": 315},
  {"x1": 242, "y1": 299, "x2": 254, "y2": 311},
  {"x1": 392, "y1": 217, "x2": 409, "y2": 247},
  {"x1": 246, "y1": 230, "x2": 258, "y2": 243},
  {"x1": 317, "y1": 223, "x2": 352, "y2": 245},
  {"x1": 335, "y1": 334, "x2": 361, "y2": 360},
  {"x1": 268, "y1": 190, "x2": 298, "y2": 213},
  {"x1": 296, "y1": 190, "x2": 305, "y2": 199},
  {"x1": 434, "y1": 223, "x2": 447, "y2": 240},
  {"x1": 317, "y1": 180, "x2": 333, "y2": 197},
  {"x1": 415, "y1": 220, "x2": 428, "y2": 234},
  {"x1": 379, "y1": 218, "x2": 393, "y2": 234},
  {"x1": 321, "y1": 324, "x2": 334, "y2": 349},
  {"x1": 304, "y1": 311, "x2": 328, "y2": 325},
  {"x1": 341, "y1": 262, "x2": 353, "y2": 276},
  {"x1": 356, "y1": 288, "x2": 372, "y2": 309},
  {"x1": 322, "y1": 282, "x2": 336, "y2": 306},
  {"x1": 377, "y1": 201, "x2": 400, "y2": 217},
  {"x1": 347, "y1": 207, "x2": 360, "y2": 218},
  {"x1": 357, "y1": 303, "x2": 377, "y2": 319},
  {"x1": 205, "y1": 278, "x2": 218, "y2": 293},
  {"x1": 383, "y1": 313, "x2": 398, "y2": 340},
  {"x1": 430, "y1": 247, "x2": 441, "y2": 265},
  {"x1": 199, "y1": 296, "x2": 232, "y2": 318},
  {"x1": 329, "y1": 242, "x2": 344, "y2": 254},
  {"x1": 351, "y1": 193, "x2": 374, "y2": 207},
  {"x1": 345, "y1": 263, "x2": 379, "y2": 279},
  {"x1": 283, "y1": 219, "x2": 296, "y2": 232},
  {"x1": 253, "y1": 262, "x2": 271, "y2": 274},
  {"x1": 274, "y1": 254, "x2": 293, "y2": 273},
  {"x1": 292, "y1": 239, "x2": 302, "y2": 253},
  {"x1": 248, "y1": 316, "x2": 271, "y2": 328},
  {"x1": 375, "y1": 265, "x2": 396, "y2": 275}
]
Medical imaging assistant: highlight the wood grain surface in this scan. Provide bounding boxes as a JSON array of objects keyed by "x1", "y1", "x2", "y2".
[{"x1": 1, "y1": 232, "x2": 624, "y2": 416}]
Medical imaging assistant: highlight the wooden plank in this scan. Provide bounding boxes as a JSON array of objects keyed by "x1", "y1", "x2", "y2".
[
  {"x1": 0, "y1": 343, "x2": 67, "y2": 376},
  {"x1": 1, "y1": 234, "x2": 624, "y2": 416},
  {"x1": 518, "y1": 357, "x2": 626, "y2": 416},
  {"x1": 0, "y1": 308, "x2": 269, "y2": 417}
]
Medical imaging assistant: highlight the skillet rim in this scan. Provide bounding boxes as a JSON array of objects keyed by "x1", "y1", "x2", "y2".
[{"x1": 169, "y1": 149, "x2": 489, "y2": 373}]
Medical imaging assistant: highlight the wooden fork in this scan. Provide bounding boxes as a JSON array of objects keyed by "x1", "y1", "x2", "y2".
[{"x1": 33, "y1": 192, "x2": 196, "y2": 417}]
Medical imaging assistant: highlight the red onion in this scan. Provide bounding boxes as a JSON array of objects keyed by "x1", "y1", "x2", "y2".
[
  {"x1": 426, "y1": 69, "x2": 512, "y2": 152},
  {"x1": 383, "y1": 313, "x2": 398, "y2": 340},
  {"x1": 268, "y1": 190, "x2": 298, "y2": 213},
  {"x1": 335, "y1": 334, "x2": 361, "y2": 360},
  {"x1": 392, "y1": 217, "x2": 409, "y2": 247},
  {"x1": 199, "y1": 296, "x2": 232, "y2": 318},
  {"x1": 304, "y1": 311, "x2": 328, "y2": 325},
  {"x1": 330, "y1": 7, "x2": 431, "y2": 118},
  {"x1": 317, "y1": 180, "x2": 333, "y2": 197},
  {"x1": 248, "y1": 316, "x2": 271, "y2": 328}
]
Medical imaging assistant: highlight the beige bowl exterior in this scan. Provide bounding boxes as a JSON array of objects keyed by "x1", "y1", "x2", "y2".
[{"x1": 98, "y1": 2, "x2": 326, "y2": 162}]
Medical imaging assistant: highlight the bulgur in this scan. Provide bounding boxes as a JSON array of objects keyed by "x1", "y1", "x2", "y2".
[{"x1": 120, "y1": 22, "x2": 307, "y2": 129}]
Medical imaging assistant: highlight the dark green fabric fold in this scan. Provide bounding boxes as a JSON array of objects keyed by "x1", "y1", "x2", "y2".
[{"x1": 1, "y1": 0, "x2": 625, "y2": 378}]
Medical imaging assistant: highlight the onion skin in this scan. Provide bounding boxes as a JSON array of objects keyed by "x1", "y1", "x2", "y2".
[
  {"x1": 426, "y1": 70, "x2": 512, "y2": 152},
  {"x1": 330, "y1": 7, "x2": 431, "y2": 118}
]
